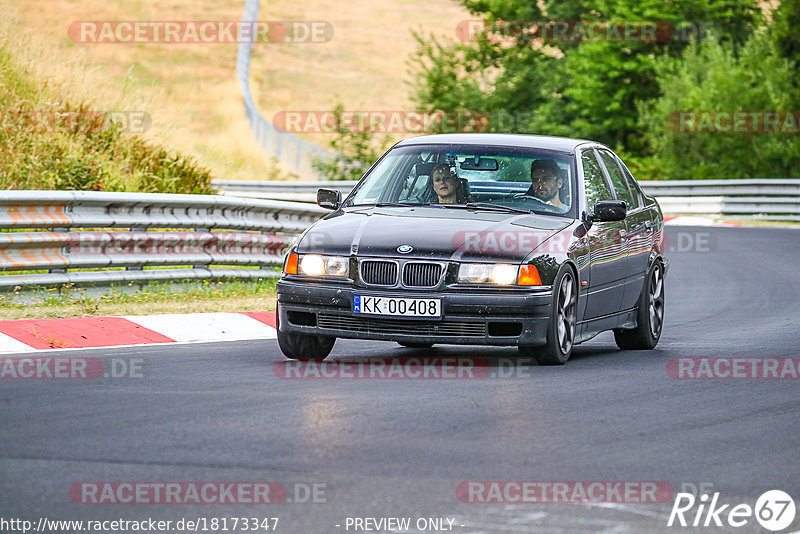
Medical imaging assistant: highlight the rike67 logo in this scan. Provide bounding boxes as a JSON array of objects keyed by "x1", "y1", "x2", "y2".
[{"x1": 668, "y1": 489, "x2": 796, "y2": 531}]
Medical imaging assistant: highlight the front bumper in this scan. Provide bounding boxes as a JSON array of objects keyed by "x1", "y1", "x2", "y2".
[{"x1": 276, "y1": 279, "x2": 553, "y2": 346}]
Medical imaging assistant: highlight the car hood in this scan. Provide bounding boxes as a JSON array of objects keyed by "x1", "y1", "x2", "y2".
[{"x1": 295, "y1": 206, "x2": 572, "y2": 263}]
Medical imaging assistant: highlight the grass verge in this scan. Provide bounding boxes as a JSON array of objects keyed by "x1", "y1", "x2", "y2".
[
  {"x1": 0, "y1": 19, "x2": 214, "y2": 193},
  {"x1": 7, "y1": 0, "x2": 470, "y2": 179},
  {"x1": 0, "y1": 279, "x2": 277, "y2": 320}
]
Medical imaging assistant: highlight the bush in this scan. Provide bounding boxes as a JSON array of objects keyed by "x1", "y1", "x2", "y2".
[
  {"x1": 0, "y1": 44, "x2": 214, "y2": 194},
  {"x1": 312, "y1": 104, "x2": 390, "y2": 181},
  {"x1": 638, "y1": 31, "x2": 800, "y2": 179}
]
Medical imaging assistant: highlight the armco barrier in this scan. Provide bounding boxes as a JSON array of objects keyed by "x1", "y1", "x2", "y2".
[
  {"x1": 213, "y1": 178, "x2": 800, "y2": 220},
  {"x1": 0, "y1": 191, "x2": 327, "y2": 288},
  {"x1": 637, "y1": 178, "x2": 800, "y2": 197},
  {"x1": 4, "y1": 179, "x2": 797, "y2": 290},
  {"x1": 214, "y1": 180, "x2": 358, "y2": 202}
]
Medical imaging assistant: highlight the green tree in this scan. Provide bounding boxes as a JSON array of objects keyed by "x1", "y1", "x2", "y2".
[
  {"x1": 771, "y1": 0, "x2": 800, "y2": 67},
  {"x1": 638, "y1": 31, "x2": 800, "y2": 179},
  {"x1": 312, "y1": 105, "x2": 390, "y2": 181},
  {"x1": 410, "y1": 0, "x2": 761, "y2": 155}
]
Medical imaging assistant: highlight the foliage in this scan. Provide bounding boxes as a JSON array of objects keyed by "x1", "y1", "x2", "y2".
[
  {"x1": 771, "y1": 0, "x2": 800, "y2": 69},
  {"x1": 638, "y1": 31, "x2": 800, "y2": 179},
  {"x1": 0, "y1": 44, "x2": 213, "y2": 194},
  {"x1": 410, "y1": 0, "x2": 762, "y2": 158},
  {"x1": 312, "y1": 104, "x2": 391, "y2": 181}
]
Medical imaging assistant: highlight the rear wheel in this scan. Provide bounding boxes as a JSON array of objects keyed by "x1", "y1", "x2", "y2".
[
  {"x1": 614, "y1": 261, "x2": 664, "y2": 350},
  {"x1": 397, "y1": 342, "x2": 434, "y2": 349},
  {"x1": 520, "y1": 266, "x2": 577, "y2": 365},
  {"x1": 276, "y1": 308, "x2": 335, "y2": 361}
]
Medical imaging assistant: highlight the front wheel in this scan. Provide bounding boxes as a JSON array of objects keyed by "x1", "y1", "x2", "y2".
[
  {"x1": 614, "y1": 261, "x2": 664, "y2": 350},
  {"x1": 519, "y1": 266, "x2": 577, "y2": 365},
  {"x1": 276, "y1": 309, "x2": 335, "y2": 361}
]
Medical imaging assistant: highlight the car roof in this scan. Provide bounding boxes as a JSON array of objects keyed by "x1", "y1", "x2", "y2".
[{"x1": 393, "y1": 133, "x2": 598, "y2": 154}]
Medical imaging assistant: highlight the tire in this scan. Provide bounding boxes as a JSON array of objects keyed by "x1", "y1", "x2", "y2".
[
  {"x1": 397, "y1": 342, "x2": 434, "y2": 349},
  {"x1": 614, "y1": 261, "x2": 664, "y2": 350},
  {"x1": 519, "y1": 266, "x2": 578, "y2": 365},
  {"x1": 276, "y1": 307, "x2": 335, "y2": 361}
]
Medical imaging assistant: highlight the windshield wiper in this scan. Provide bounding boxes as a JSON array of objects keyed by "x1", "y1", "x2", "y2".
[
  {"x1": 438, "y1": 202, "x2": 532, "y2": 214},
  {"x1": 373, "y1": 202, "x2": 431, "y2": 208},
  {"x1": 369, "y1": 202, "x2": 531, "y2": 214}
]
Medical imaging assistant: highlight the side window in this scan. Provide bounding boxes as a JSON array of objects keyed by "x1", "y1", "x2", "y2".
[
  {"x1": 581, "y1": 149, "x2": 613, "y2": 210},
  {"x1": 597, "y1": 149, "x2": 635, "y2": 208},
  {"x1": 398, "y1": 162, "x2": 433, "y2": 202},
  {"x1": 620, "y1": 163, "x2": 643, "y2": 208}
]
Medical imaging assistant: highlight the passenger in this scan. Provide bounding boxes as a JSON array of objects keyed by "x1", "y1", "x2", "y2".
[
  {"x1": 430, "y1": 163, "x2": 468, "y2": 204},
  {"x1": 527, "y1": 159, "x2": 566, "y2": 210}
]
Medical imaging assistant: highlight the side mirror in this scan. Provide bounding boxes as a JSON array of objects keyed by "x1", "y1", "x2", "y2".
[
  {"x1": 593, "y1": 200, "x2": 627, "y2": 222},
  {"x1": 317, "y1": 189, "x2": 341, "y2": 210}
]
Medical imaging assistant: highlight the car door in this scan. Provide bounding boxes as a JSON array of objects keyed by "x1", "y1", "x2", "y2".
[
  {"x1": 620, "y1": 162, "x2": 657, "y2": 284},
  {"x1": 596, "y1": 149, "x2": 648, "y2": 311},
  {"x1": 580, "y1": 148, "x2": 627, "y2": 320}
]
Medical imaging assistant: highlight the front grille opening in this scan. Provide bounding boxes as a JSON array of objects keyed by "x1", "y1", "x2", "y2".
[
  {"x1": 287, "y1": 311, "x2": 317, "y2": 327},
  {"x1": 361, "y1": 260, "x2": 398, "y2": 286},
  {"x1": 402, "y1": 262, "x2": 442, "y2": 288},
  {"x1": 488, "y1": 322, "x2": 523, "y2": 337},
  {"x1": 318, "y1": 314, "x2": 486, "y2": 337}
]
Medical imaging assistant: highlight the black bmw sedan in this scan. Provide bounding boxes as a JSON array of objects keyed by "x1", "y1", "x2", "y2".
[{"x1": 276, "y1": 134, "x2": 668, "y2": 365}]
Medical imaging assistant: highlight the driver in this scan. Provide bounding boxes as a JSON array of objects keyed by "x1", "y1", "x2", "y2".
[{"x1": 527, "y1": 159, "x2": 566, "y2": 210}]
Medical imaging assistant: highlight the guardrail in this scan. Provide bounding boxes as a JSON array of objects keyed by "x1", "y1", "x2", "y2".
[
  {"x1": 4, "y1": 179, "x2": 796, "y2": 289},
  {"x1": 641, "y1": 179, "x2": 800, "y2": 220},
  {"x1": 214, "y1": 180, "x2": 358, "y2": 202},
  {"x1": 636, "y1": 178, "x2": 800, "y2": 197},
  {"x1": 213, "y1": 178, "x2": 800, "y2": 220},
  {"x1": 0, "y1": 191, "x2": 327, "y2": 289}
]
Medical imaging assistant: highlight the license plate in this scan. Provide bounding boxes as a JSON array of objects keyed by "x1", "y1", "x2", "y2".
[{"x1": 353, "y1": 295, "x2": 441, "y2": 318}]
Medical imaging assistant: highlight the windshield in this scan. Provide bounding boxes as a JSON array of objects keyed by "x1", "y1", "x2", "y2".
[{"x1": 343, "y1": 144, "x2": 576, "y2": 217}]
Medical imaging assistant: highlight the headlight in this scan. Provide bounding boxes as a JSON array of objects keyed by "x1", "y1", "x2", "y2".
[
  {"x1": 300, "y1": 255, "x2": 325, "y2": 276},
  {"x1": 294, "y1": 254, "x2": 350, "y2": 278},
  {"x1": 458, "y1": 263, "x2": 518, "y2": 285},
  {"x1": 490, "y1": 264, "x2": 518, "y2": 285}
]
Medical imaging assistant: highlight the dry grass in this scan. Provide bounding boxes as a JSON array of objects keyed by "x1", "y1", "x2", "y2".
[{"x1": 5, "y1": 0, "x2": 469, "y2": 179}]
